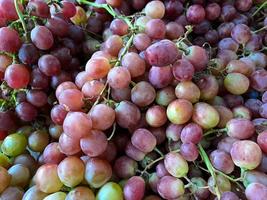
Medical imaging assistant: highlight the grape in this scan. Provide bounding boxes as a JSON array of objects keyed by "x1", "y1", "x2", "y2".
[
  {"x1": 131, "y1": 128, "x2": 156, "y2": 153},
  {"x1": 186, "y1": 4, "x2": 205, "y2": 24},
  {"x1": 250, "y1": 70, "x2": 267, "y2": 92},
  {"x1": 133, "y1": 33, "x2": 151, "y2": 51},
  {"x1": 114, "y1": 156, "x2": 137, "y2": 179},
  {"x1": 80, "y1": 130, "x2": 108, "y2": 157},
  {"x1": 75, "y1": 71, "x2": 92, "y2": 89},
  {"x1": 257, "y1": 131, "x2": 267, "y2": 154},
  {"x1": 57, "y1": 156, "x2": 85, "y2": 187},
  {"x1": 145, "y1": 105, "x2": 167, "y2": 127},
  {"x1": 166, "y1": 22, "x2": 184, "y2": 40},
  {"x1": 22, "y1": 186, "x2": 48, "y2": 200},
  {"x1": 214, "y1": 105, "x2": 233, "y2": 128},
  {"x1": 180, "y1": 143, "x2": 199, "y2": 161},
  {"x1": 46, "y1": 17, "x2": 69, "y2": 37},
  {"x1": 164, "y1": 152, "x2": 188, "y2": 178},
  {"x1": 226, "y1": 60, "x2": 252, "y2": 76},
  {"x1": 107, "y1": 67, "x2": 131, "y2": 89},
  {"x1": 82, "y1": 80, "x2": 105, "y2": 100},
  {"x1": 5, "y1": 64, "x2": 30, "y2": 89},
  {"x1": 96, "y1": 182, "x2": 123, "y2": 200},
  {"x1": 85, "y1": 158, "x2": 112, "y2": 188},
  {"x1": 58, "y1": 89, "x2": 84, "y2": 111},
  {"x1": 218, "y1": 38, "x2": 239, "y2": 52},
  {"x1": 27, "y1": 0, "x2": 50, "y2": 18},
  {"x1": 38, "y1": 54, "x2": 61, "y2": 76},
  {"x1": 156, "y1": 161, "x2": 169, "y2": 178},
  {"x1": 148, "y1": 66, "x2": 173, "y2": 89},
  {"x1": 145, "y1": 19, "x2": 166, "y2": 39},
  {"x1": 150, "y1": 127, "x2": 166, "y2": 145},
  {"x1": 245, "y1": 183, "x2": 267, "y2": 200},
  {"x1": 124, "y1": 176, "x2": 145, "y2": 200},
  {"x1": 208, "y1": 175, "x2": 231, "y2": 194},
  {"x1": 205, "y1": 3, "x2": 221, "y2": 21},
  {"x1": 233, "y1": 106, "x2": 251, "y2": 120},
  {"x1": 0, "y1": 166, "x2": 11, "y2": 193},
  {"x1": 145, "y1": 1, "x2": 165, "y2": 19},
  {"x1": 43, "y1": 143, "x2": 65, "y2": 164},
  {"x1": 181, "y1": 123, "x2": 203, "y2": 144},
  {"x1": 167, "y1": 99, "x2": 193, "y2": 125},
  {"x1": 66, "y1": 187, "x2": 95, "y2": 200},
  {"x1": 13, "y1": 154, "x2": 38, "y2": 176},
  {"x1": 115, "y1": 101, "x2": 141, "y2": 129},
  {"x1": 148, "y1": 172, "x2": 159, "y2": 193},
  {"x1": 230, "y1": 140, "x2": 262, "y2": 170},
  {"x1": 56, "y1": 81, "x2": 77, "y2": 99},
  {"x1": 0, "y1": 186, "x2": 24, "y2": 200},
  {"x1": 85, "y1": 57, "x2": 111, "y2": 79},
  {"x1": 30, "y1": 68, "x2": 49, "y2": 89},
  {"x1": 192, "y1": 102, "x2": 219, "y2": 129},
  {"x1": 16, "y1": 102, "x2": 37, "y2": 121},
  {"x1": 43, "y1": 192, "x2": 66, "y2": 200},
  {"x1": 197, "y1": 75, "x2": 219, "y2": 101},
  {"x1": 125, "y1": 141, "x2": 146, "y2": 161},
  {"x1": 226, "y1": 118, "x2": 255, "y2": 139},
  {"x1": 166, "y1": 123, "x2": 183, "y2": 141},
  {"x1": 57, "y1": 1, "x2": 76, "y2": 18},
  {"x1": 18, "y1": 43, "x2": 39, "y2": 65},
  {"x1": 221, "y1": 5, "x2": 237, "y2": 22},
  {"x1": 235, "y1": 0, "x2": 253, "y2": 12},
  {"x1": 121, "y1": 52, "x2": 146, "y2": 78},
  {"x1": 231, "y1": 24, "x2": 252, "y2": 44},
  {"x1": 205, "y1": 29, "x2": 219, "y2": 45},
  {"x1": 1, "y1": 133, "x2": 27, "y2": 157},
  {"x1": 8, "y1": 164, "x2": 30, "y2": 188},
  {"x1": 110, "y1": 19, "x2": 128, "y2": 35},
  {"x1": 157, "y1": 176, "x2": 185, "y2": 199},
  {"x1": 156, "y1": 86, "x2": 176, "y2": 106},
  {"x1": 243, "y1": 170, "x2": 267, "y2": 187},
  {"x1": 183, "y1": 45, "x2": 208, "y2": 72},
  {"x1": 51, "y1": 105, "x2": 68, "y2": 125},
  {"x1": 111, "y1": 86, "x2": 131, "y2": 102},
  {"x1": 31, "y1": 26, "x2": 54, "y2": 50},
  {"x1": 0, "y1": 111, "x2": 17, "y2": 132},
  {"x1": 190, "y1": 177, "x2": 210, "y2": 199},
  {"x1": 172, "y1": 59, "x2": 195, "y2": 82},
  {"x1": 59, "y1": 133, "x2": 81, "y2": 155},
  {"x1": 245, "y1": 99, "x2": 263, "y2": 118},
  {"x1": 145, "y1": 39, "x2": 180, "y2": 67},
  {"x1": 26, "y1": 90, "x2": 47, "y2": 107},
  {"x1": 224, "y1": 73, "x2": 249, "y2": 95},
  {"x1": 224, "y1": 94, "x2": 244, "y2": 109},
  {"x1": 246, "y1": 34, "x2": 263, "y2": 51},
  {"x1": 131, "y1": 81, "x2": 156, "y2": 107},
  {"x1": 0, "y1": 27, "x2": 22, "y2": 53},
  {"x1": 28, "y1": 129, "x2": 49, "y2": 152},
  {"x1": 103, "y1": 35, "x2": 123, "y2": 56},
  {"x1": 210, "y1": 150, "x2": 234, "y2": 174},
  {"x1": 98, "y1": 141, "x2": 117, "y2": 162},
  {"x1": 217, "y1": 191, "x2": 239, "y2": 200},
  {"x1": 34, "y1": 164, "x2": 63, "y2": 193}
]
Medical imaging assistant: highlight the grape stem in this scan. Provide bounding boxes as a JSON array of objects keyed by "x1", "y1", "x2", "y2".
[
  {"x1": 14, "y1": 0, "x2": 29, "y2": 41},
  {"x1": 252, "y1": 1, "x2": 267, "y2": 17},
  {"x1": 77, "y1": 0, "x2": 134, "y2": 29},
  {"x1": 114, "y1": 34, "x2": 135, "y2": 67},
  {"x1": 108, "y1": 123, "x2": 116, "y2": 141},
  {"x1": 204, "y1": 128, "x2": 227, "y2": 137},
  {"x1": 253, "y1": 25, "x2": 267, "y2": 34},
  {"x1": 198, "y1": 144, "x2": 221, "y2": 200},
  {"x1": 154, "y1": 147, "x2": 164, "y2": 157},
  {"x1": 93, "y1": 82, "x2": 108, "y2": 107},
  {"x1": 140, "y1": 156, "x2": 164, "y2": 176}
]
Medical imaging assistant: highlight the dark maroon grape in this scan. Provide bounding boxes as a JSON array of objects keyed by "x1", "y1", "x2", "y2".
[
  {"x1": 235, "y1": 0, "x2": 253, "y2": 12},
  {"x1": 46, "y1": 17, "x2": 69, "y2": 37},
  {"x1": 15, "y1": 102, "x2": 37, "y2": 122},
  {"x1": 205, "y1": 3, "x2": 221, "y2": 21},
  {"x1": 38, "y1": 54, "x2": 61, "y2": 76},
  {"x1": 221, "y1": 5, "x2": 237, "y2": 22},
  {"x1": 18, "y1": 43, "x2": 39, "y2": 65},
  {"x1": 27, "y1": 0, "x2": 50, "y2": 18},
  {"x1": 186, "y1": 4, "x2": 205, "y2": 24},
  {"x1": 164, "y1": 0, "x2": 183, "y2": 20}
]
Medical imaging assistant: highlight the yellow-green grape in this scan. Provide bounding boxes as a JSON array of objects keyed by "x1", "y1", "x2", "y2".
[
  {"x1": 1, "y1": 133, "x2": 27, "y2": 157},
  {"x1": 96, "y1": 182, "x2": 123, "y2": 200},
  {"x1": 43, "y1": 192, "x2": 67, "y2": 200}
]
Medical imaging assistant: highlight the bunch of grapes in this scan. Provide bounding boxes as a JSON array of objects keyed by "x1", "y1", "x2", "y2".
[{"x1": 0, "y1": 0, "x2": 267, "y2": 200}]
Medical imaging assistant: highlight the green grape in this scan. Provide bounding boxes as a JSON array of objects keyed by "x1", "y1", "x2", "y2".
[
  {"x1": 1, "y1": 133, "x2": 27, "y2": 157},
  {"x1": 43, "y1": 192, "x2": 67, "y2": 200},
  {"x1": 0, "y1": 153, "x2": 11, "y2": 168},
  {"x1": 96, "y1": 182, "x2": 123, "y2": 200}
]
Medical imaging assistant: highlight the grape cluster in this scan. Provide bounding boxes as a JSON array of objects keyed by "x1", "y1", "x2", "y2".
[{"x1": 0, "y1": 0, "x2": 267, "y2": 200}]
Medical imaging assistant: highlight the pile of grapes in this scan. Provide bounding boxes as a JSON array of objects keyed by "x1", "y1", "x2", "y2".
[{"x1": 0, "y1": 0, "x2": 267, "y2": 199}]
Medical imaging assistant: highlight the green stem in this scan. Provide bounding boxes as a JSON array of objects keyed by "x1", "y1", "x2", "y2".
[
  {"x1": 114, "y1": 34, "x2": 134, "y2": 67},
  {"x1": 14, "y1": 0, "x2": 28, "y2": 41},
  {"x1": 108, "y1": 123, "x2": 116, "y2": 141},
  {"x1": 93, "y1": 82, "x2": 108, "y2": 106},
  {"x1": 77, "y1": 0, "x2": 133, "y2": 29},
  {"x1": 198, "y1": 144, "x2": 221, "y2": 200},
  {"x1": 252, "y1": 1, "x2": 267, "y2": 17},
  {"x1": 204, "y1": 128, "x2": 227, "y2": 137},
  {"x1": 140, "y1": 156, "x2": 164, "y2": 176},
  {"x1": 154, "y1": 147, "x2": 164, "y2": 157},
  {"x1": 253, "y1": 25, "x2": 267, "y2": 34}
]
